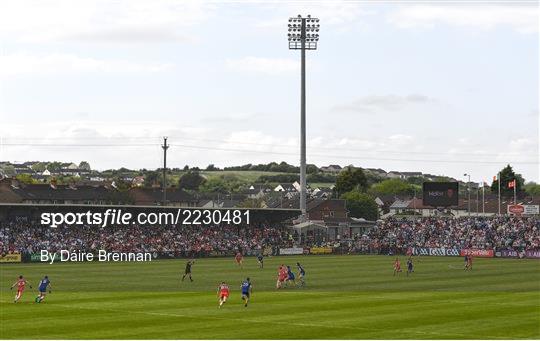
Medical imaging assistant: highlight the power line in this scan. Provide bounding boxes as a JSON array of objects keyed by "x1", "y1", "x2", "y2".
[
  {"x1": 1, "y1": 143, "x2": 157, "y2": 147},
  {"x1": 166, "y1": 143, "x2": 538, "y2": 165},
  {"x1": 2, "y1": 137, "x2": 537, "y2": 158},
  {"x1": 1, "y1": 142, "x2": 536, "y2": 165}
]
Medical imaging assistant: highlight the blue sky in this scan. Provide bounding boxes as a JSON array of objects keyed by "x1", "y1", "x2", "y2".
[{"x1": 0, "y1": 0, "x2": 538, "y2": 183}]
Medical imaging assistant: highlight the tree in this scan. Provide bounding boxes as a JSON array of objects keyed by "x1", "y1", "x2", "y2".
[
  {"x1": 199, "y1": 177, "x2": 228, "y2": 193},
  {"x1": 15, "y1": 174, "x2": 36, "y2": 184},
  {"x1": 334, "y1": 167, "x2": 367, "y2": 195},
  {"x1": 524, "y1": 182, "x2": 540, "y2": 197},
  {"x1": 491, "y1": 164, "x2": 525, "y2": 198},
  {"x1": 1, "y1": 165, "x2": 16, "y2": 177},
  {"x1": 206, "y1": 164, "x2": 219, "y2": 171},
  {"x1": 200, "y1": 174, "x2": 247, "y2": 193},
  {"x1": 406, "y1": 176, "x2": 425, "y2": 186},
  {"x1": 340, "y1": 190, "x2": 378, "y2": 220},
  {"x1": 112, "y1": 178, "x2": 132, "y2": 191},
  {"x1": 144, "y1": 171, "x2": 160, "y2": 187},
  {"x1": 306, "y1": 164, "x2": 319, "y2": 174},
  {"x1": 178, "y1": 171, "x2": 206, "y2": 191},
  {"x1": 79, "y1": 161, "x2": 91, "y2": 171},
  {"x1": 369, "y1": 179, "x2": 416, "y2": 196},
  {"x1": 31, "y1": 162, "x2": 47, "y2": 172},
  {"x1": 46, "y1": 162, "x2": 62, "y2": 171},
  {"x1": 239, "y1": 197, "x2": 265, "y2": 208}
]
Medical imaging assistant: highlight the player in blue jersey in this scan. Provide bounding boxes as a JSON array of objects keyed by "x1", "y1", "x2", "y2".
[
  {"x1": 240, "y1": 277, "x2": 252, "y2": 307},
  {"x1": 286, "y1": 265, "x2": 296, "y2": 287},
  {"x1": 406, "y1": 257, "x2": 414, "y2": 276},
  {"x1": 296, "y1": 262, "x2": 306, "y2": 287},
  {"x1": 257, "y1": 254, "x2": 264, "y2": 269},
  {"x1": 35, "y1": 276, "x2": 51, "y2": 303}
]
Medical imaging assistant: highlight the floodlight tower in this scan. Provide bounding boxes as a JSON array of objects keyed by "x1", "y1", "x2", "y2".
[{"x1": 288, "y1": 14, "x2": 320, "y2": 219}]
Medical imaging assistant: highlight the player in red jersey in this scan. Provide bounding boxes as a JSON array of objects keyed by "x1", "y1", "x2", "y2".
[
  {"x1": 235, "y1": 251, "x2": 243, "y2": 269},
  {"x1": 217, "y1": 282, "x2": 230, "y2": 308},
  {"x1": 393, "y1": 258, "x2": 402, "y2": 276},
  {"x1": 276, "y1": 264, "x2": 288, "y2": 289},
  {"x1": 11, "y1": 275, "x2": 32, "y2": 303}
]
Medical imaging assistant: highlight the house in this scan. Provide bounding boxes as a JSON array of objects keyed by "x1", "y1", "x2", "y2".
[
  {"x1": 248, "y1": 183, "x2": 272, "y2": 192},
  {"x1": 61, "y1": 162, "x2": 78, "y2": 170},
  {"x1": 198, "y1": 199, "x2": 241, "y2": 208},
  {"x1": 320, "y1": 165, "x2": 342, "y2": 173},
  {"x1": 292, "y1": 181, "x2": 312, "y2": 193},
  {"x1": 59, "y1": 168, "x2": 90, "y2": 177},
  {"x1": 284, "y1": 198, "x2": 376, "y2": 240},
  {"x1": 312, "y1": 187, "x2": 333, "y2": 199},
  {"x1": 365, "y1": 168, "x2": 387, "y2": 177},
  {"x1": 373, "y1": 194, "x2": 400, "y2": 216},
  {"x1": 386, "y1": 171, "x2": 423, "y2": 180},
  {"x1": 0, "y1": 178, "x2": 116, "y2": 205},
  {"x1": 400, "y1": 172, "x2": 423, "y2": 179},
  {"x1": 242, "y1": 183, "x2": 272, "y2": 199},
  {"x1": 387, "y1": 171, "x2": 402, "y2": 179},
  {"x1": 11, "y1": 163, "x2": 35, "y2": 175},
  {"x1": 132, "y1": 176, "x2": 145, "y2": 187},
  {"x1": 274, "y1": 183, "x2": 296, "y2": 192},
  {"x1": 14, "y1": 168, "x2": 36, "y2": 175}
]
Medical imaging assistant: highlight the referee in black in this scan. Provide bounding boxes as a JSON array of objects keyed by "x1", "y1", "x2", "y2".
[{"x1": 182, "y1": 260, "x2": 194, "y2": 282}]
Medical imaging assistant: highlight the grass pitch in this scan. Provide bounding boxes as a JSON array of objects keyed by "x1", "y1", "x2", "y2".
[{"x1": 1, "y1": 255, "x2": 539, "y2": 339}]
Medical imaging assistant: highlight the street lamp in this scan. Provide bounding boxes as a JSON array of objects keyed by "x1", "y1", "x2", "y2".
[
  {"x1": 464, "y1": 173, "x2": 471, "y2": 216},
  {"x1": 288, "y1": 14, "x2": 320, "y2": 220}
]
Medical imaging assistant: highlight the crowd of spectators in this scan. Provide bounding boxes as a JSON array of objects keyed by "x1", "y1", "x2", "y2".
[
  {"x1": 1, "y1": 221, "x2": 290, "y2": 256},
  {"x1": 352, "y1": 216, "x2": 539, "y2": 254},
  {"x1": 1, "y1": 216, "x2": 539, "y2": 257}
]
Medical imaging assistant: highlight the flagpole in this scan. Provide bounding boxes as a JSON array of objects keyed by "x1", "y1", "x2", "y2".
[
  {"x1": 482, "y1": 183, "x2": 485, "y2": 215},
  {"x1": 514, "y1": 179, "x2": 517, "y2": 205},
  {"x1": 498, "y1": 172, "x2": 501, "y2": 215},
  {"x1": 476, "y1": 184, "x2": 479, "y2": 216}
]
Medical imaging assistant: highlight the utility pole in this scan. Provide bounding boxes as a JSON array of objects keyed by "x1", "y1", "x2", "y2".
[
  {"x1": 464, "y1": 173, "x2": 471, "y2": 216},
  {"x1": 498, "y1": 172, "x2": 501, "y2": 215},
  {"x1": 482, "y1": 182, "x2": 485, "y2": 215},
  {"x1": 162, "y1": 137, "x2": 169, "y2": 205},
  {"x1": 476, "y1": 184, "x2": 479, "y2": 216}
]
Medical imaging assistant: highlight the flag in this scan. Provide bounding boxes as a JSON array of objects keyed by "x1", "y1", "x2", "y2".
[{"x1": 508, "y1": 180, "x2": 516, "y2": 188}]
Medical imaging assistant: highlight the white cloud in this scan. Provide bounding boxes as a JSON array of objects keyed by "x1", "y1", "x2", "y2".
[
  {"x1": 0, "y1": 0, "x2": 214, "y2": 43},
  {"x1": 0, "y1": 53, "x2": 174, "y2": 76},
  {"x1": 225, "y1": 57, "x2": 298, "y2": 74},
  {"x1": 387, "y1": 5, "x2": 538, "y2": 34},
  {"x1": 334, "y1": 94, "x2": 436, "y2": 112},
  {"x1": 508, "y1": 138, "x2": 538, "y2": 153}
]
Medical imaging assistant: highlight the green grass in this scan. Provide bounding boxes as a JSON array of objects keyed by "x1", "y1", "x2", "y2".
[{"x1": 1, "y1": 255, "x2": 539, "y2": 339}]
